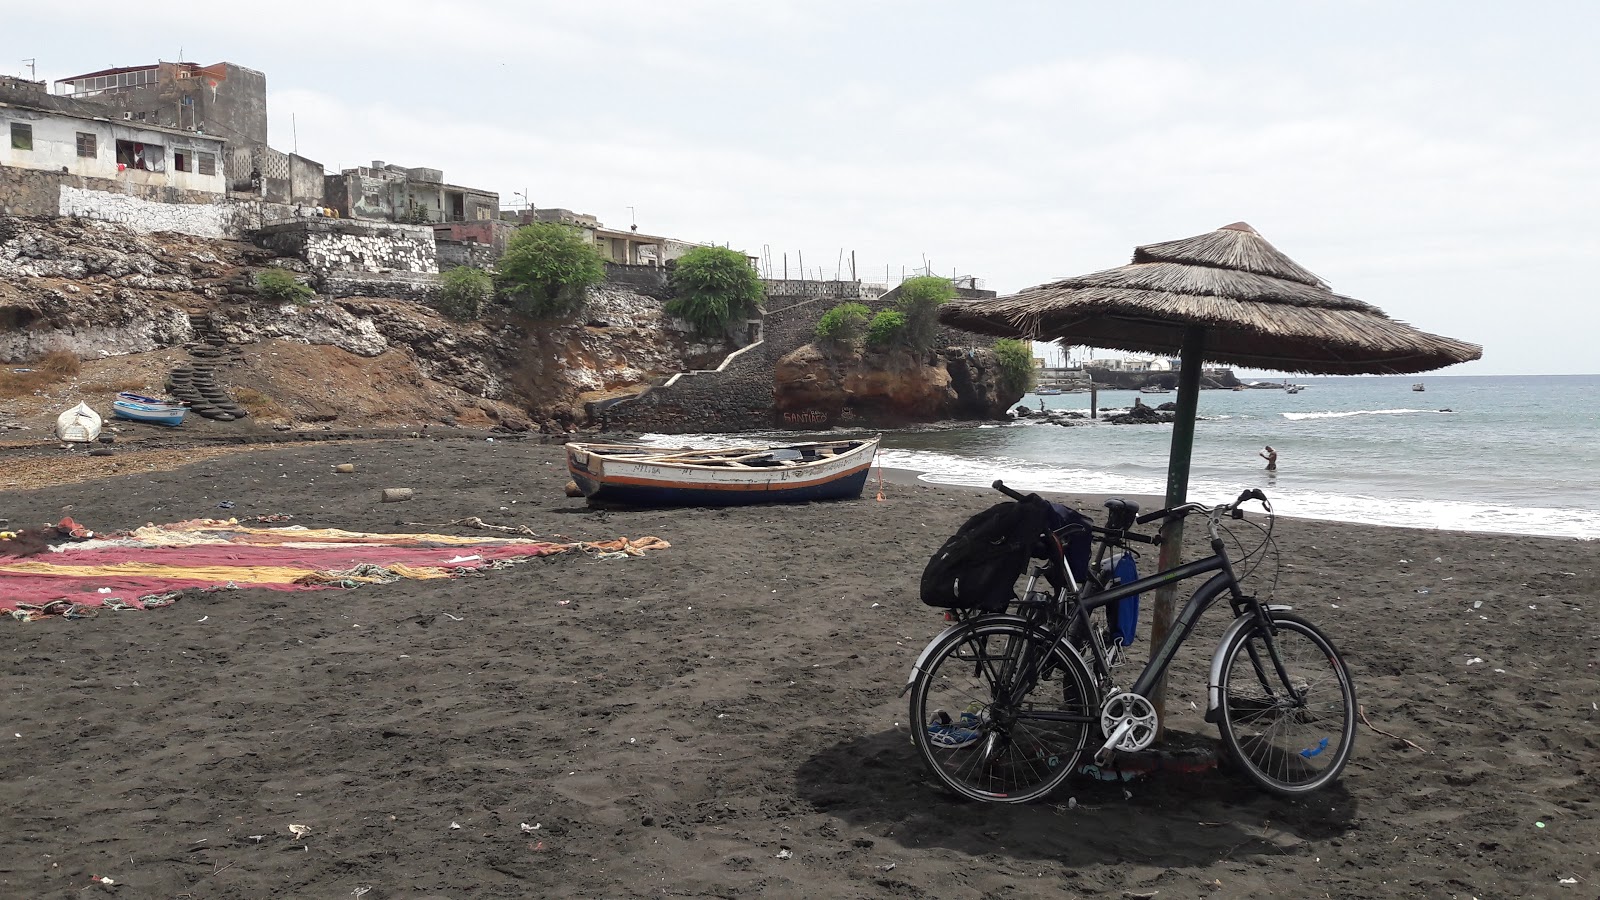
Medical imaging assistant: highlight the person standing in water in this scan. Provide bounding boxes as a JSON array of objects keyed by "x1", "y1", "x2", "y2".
[{"x1": 1260, "y1": 445, "x2": 1278, "y2": 471}]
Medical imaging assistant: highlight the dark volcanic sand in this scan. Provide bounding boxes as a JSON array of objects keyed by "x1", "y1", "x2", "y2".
[{"x1": 2, "y1": 438, "x2": 1598, "y2": 898}]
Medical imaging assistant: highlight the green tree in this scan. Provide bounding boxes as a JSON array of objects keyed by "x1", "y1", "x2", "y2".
[
  {"x1": 865, "y1": 310, "x2": 907, "y2": 348},
  {"x1": 666, "y1": 246, "x2": 765, "y2": 336},
  {"x1": 896, "y1": 275, "x2": 956, "y2": 351},
  {"x1": 435, "y1": 266, "x2": 494, "y2": 322},
  {"x1": 993, "y1": 338, "x2": 1036, "y2": 397},
  {"x1": 255, "y1": 269, "x2": 315, "y2": 305},
  {"x1": 815, "y1": 302, "x2": 870, "y2": 347},
  {"x1": 497, "y1": 223, "x2": 607, "y2": 319}
]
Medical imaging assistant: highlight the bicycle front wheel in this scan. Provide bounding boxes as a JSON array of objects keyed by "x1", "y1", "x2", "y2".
[
  {"x1": 1216, "y1": 611, "x2": 1356, "y2": 795},
  {"x1": 908, "y1": 620, "x2": 1098, "y2": 804}
]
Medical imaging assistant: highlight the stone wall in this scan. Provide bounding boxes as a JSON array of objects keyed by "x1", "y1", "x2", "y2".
[
  {"x1": 253, "y1": 220, "x2": 438, "y2": 277},
  {"x1": 602, "y1": 341, "x2": 774, "y2": 434},
  {"x1": 436, "y1": 240, "x2": 495, "y2": 272},
  {"x1": 0, "y1": 166, "x2": 62, "y2": 217},
  {"x1": 322, "y1": 270, "x2": 442, "y2": 302},
  {"x1": 602, "y1": 262, "x2": 669, "y2": 297},
  {"x1": 58, "y1": 184, "x2": 239, "y2": 239}
]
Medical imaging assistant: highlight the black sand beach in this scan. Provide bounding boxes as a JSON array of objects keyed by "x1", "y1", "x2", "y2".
[{"x1": 2, "y1": 438, "x2": 1597, "y2": 898}]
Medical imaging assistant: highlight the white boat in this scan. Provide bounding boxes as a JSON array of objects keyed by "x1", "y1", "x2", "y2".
[
  {"x1": 566, "y1": 437, "x2": 880, "y2": 507},
  {"x1": 1285, "y1": 384, "x2": 1304, "y2": 394},
  {"x1": 1412, "y1": 382, "x2": 1425, "y2": 392},
  {"x1": 55, "y1": 402, "x2": 103, "y2": 443}
]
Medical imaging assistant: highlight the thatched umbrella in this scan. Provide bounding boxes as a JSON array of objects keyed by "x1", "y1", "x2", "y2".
[{"x1": 940, "y1": 222, "x2": 1481, "y2": 727}]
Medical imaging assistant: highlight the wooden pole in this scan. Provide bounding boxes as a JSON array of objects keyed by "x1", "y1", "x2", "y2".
[
  {"x1": 798, "y1": 250, "x2": 804, "y2": 281},
  {"x1": 1089, "y1": 382, "x2": 1097, "y2": 419},
  {"x1": 851, "y1": 251, "x2": 857, "y2": 282},
  {"x1": 1148, "y1": 325, "x2": 1206, "y2": 739}
]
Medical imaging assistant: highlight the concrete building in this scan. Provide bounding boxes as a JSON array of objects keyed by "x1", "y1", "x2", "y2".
[
  {"x1": 54, "y1": 61, "x2": 267, "y2": 154},
  {"x1": 3, "y1": 97, "x2": 227, "y2": 194},
  {"x1": 500, "y1": 207, "x2": 706, "y2": 267},
  {"x1": 325, "y1": 162, "x2": 498, "y2": 225}
]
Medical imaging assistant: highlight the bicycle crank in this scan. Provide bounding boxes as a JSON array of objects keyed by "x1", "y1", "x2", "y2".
[{"x1": 1094, "y1": 692, "x2": 1159, "y2": 765}]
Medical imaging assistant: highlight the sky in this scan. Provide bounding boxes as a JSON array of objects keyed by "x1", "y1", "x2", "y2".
[{"x1": 8, "y1": 1, "x2": 1598, "y2": 375}]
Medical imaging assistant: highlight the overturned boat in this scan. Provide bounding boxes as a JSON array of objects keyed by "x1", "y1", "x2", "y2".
[
  {"x1": 54, "y1": 402, "x2": 102, "y2": 443},
  {"x1": 566, "y1": 437, "x2": 880, "y2": 507}
]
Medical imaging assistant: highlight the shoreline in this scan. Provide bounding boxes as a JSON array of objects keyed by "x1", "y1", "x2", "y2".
[{"x1": 2, "y1": 437, "x2": 1596, "y2": 898}]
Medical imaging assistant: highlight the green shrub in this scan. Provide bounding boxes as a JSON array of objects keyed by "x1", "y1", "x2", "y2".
[
  {"x1": 993, "y1": 338, "x2": 1036, "y2": 397},
  {"x1": 497, "y1": 223, "x2": 607, "y2": 319},
  {"x1": 256, "y1": 269, "x2": 315, "y2": 304},
  {"x1": 865, "y1": 310, "x2": 907, "y2": 348},
  {"x1": 666, "y1": 246, "x2": 765, "y2": 336},
  {"x1": 896, "y1": 275, "x2": 956, "y2": 351},
  {"x1": 435, "y1": 266, "x2": 494, "y2": 321},
  {"x1": 815, "y1": 302, "x2": 870, "y2": 346}
]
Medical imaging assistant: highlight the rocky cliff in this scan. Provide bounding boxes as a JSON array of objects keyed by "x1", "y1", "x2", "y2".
[
  {"x1": 774, "y1": 343, "x2": 1020, "y2": 426},
  {"x1": 0, "y1": 216, "x2": 724, "y2": 435}
]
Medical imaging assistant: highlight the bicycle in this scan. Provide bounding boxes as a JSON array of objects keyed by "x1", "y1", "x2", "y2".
[{"x1": 903, "y1": 481, "x2": 1356, "y2": 803}]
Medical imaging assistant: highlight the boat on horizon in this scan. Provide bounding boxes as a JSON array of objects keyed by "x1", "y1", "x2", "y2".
[
  {"x1": 1412, "y1": 382, "x2": 1426, "y2": 392},
  {"x1": 1138, "y1": 386, "x2": 1172, "y2": 394},
  {"x1": 566, "y1": 437, "x2": 880, "y2": 507},
  {"x1": 1033, "y1": 387, "x2": 1065, "y2": 396}
]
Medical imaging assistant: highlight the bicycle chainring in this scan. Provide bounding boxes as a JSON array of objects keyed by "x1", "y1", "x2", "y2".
[{"x1": 1099, "y1": 692, "x2": 1159, "y2": 752}]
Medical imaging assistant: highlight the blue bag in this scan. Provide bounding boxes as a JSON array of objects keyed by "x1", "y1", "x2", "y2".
[{"x1": 1106, "y1": 552, "x2": 1140, "y2": 645}]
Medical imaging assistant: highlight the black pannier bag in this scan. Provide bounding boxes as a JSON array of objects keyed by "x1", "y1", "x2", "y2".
[{"x1": 920, "y1": 497, "x2": 1050, "y2": 613}]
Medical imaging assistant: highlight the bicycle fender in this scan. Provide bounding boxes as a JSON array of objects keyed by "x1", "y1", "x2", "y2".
[
  {"x1": 899, "y1": 614, "x2": 1032, "y2": 697},
  {"x1": 1205, "y1": 605, "x2": 1295, "y2": 722}
]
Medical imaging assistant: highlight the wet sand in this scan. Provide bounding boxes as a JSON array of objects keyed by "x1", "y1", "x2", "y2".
[{"x1": 2, "y1": 438, "x2": 1597, "y2": 898}]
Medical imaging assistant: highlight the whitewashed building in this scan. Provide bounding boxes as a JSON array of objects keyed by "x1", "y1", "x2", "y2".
[{"x1": 2, "y1": 101, "x2": 227, "y2": 194}]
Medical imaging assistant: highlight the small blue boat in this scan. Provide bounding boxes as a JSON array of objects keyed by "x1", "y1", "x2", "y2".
[{"x1": 111, "y1": 397, "x2": 187, "y2": 427}]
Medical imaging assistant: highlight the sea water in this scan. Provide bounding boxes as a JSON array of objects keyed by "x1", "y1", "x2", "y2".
[{"x1": 646, "y1": 375, "x2": 1600, "y2": 539}]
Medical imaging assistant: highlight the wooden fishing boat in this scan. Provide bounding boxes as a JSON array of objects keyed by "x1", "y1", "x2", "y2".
[
  {"x1": 111, "y1": 397, "x2": 187, "y2": 426},
  {"x1": 566, "y1": 437, "x2": 880, "y2": 507},
  {"x1": 55, "y1": 402, "x2": 102, "y2": 443}
]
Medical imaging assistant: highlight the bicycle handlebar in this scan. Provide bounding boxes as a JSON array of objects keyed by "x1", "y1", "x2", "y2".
[{"x1": 990, "y1": 480, "x2": 1269, "y2": 545}]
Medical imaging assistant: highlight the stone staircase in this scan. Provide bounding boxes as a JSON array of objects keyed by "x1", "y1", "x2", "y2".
[{"x1": 164, "y1": 313, "x2": 249, "y2": 422}]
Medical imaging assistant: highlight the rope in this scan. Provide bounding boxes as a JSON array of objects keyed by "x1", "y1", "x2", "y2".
[{"x1": 400, "y1": 517, "x2": 544, "y2": 537}]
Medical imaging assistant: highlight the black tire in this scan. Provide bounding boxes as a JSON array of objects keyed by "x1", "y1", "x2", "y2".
[
  {"x1": 908, "y1": 620, "x2": 1098, "y2": 803},
  {"x1": 1215, "y1": 611, "x2": 1356, "y2": 796}
]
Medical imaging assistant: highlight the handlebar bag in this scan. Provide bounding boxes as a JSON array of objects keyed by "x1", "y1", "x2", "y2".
[
  {"x1": 920, "y1": 497, "x2": 1049, "y2": 613},
  {"x1": 1104, "y1": 552, "x2": 1141, "y2": 645}
]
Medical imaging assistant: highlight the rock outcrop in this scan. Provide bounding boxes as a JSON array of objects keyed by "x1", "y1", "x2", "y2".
[
  {"x1": 0, "y1": 216, "x2": 723, "y2": 433},
  {"x1": 775, "y1": 343, "x2": 1021, "y2": 426}
]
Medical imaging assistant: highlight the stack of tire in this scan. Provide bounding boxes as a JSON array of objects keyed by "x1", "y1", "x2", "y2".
[{"x1": 166, "y1": 314, "x2": 249, "y2": 422}]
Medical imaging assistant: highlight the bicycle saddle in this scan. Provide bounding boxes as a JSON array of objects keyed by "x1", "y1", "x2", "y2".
[{"x1": 1104, "y1": 498, "x2": 1140, "y2": 530}]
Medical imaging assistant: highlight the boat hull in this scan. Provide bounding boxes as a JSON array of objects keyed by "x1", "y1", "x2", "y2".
[
  {"x1": 55, "y1": 402, "x2": 102, "y2": 443},
  {"x1": 567, "y1": 439, "x2": 877, "y2": 507},
  {"x1": 112, "y1": 400, "x2": 186, "y2": 426}
]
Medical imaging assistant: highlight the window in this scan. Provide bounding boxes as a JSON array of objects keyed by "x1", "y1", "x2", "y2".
[
  {"x1": 76, "y1": 132, "x2": 97, "y2": 158},
  {"x1": 9, "y1": 123, "x2": 31, "y2": 151},
  {"x1": 196, "y1": 151, "x2": 216, "y2": 176},
  {"x1": 115, "y1": 139, "x2": 164, "y2": 172},
  {"x1": 173, "y1": 150, "x2": 192, "y2": 173}
]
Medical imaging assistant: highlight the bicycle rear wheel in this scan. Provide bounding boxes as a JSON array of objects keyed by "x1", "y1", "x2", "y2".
[
  {"x1": 1216, "y1": 611, "x2": 1356, "y2": 795},
  {"x1": 908, "y1": 620, "x2": 1098, "y2": 803}
]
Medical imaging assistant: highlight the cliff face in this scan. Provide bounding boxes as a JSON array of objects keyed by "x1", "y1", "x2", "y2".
[
  {"x1": 774, "y1": 343, "x2": 1020, "y2": 426},
  {"x1": 0, "y1": 217, "x2": 722, "y2": 433}
]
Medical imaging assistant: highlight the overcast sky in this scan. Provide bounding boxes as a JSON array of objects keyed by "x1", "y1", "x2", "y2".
[{"x1": 10, "y1": 1, "x2": 1598, "y2": 375}]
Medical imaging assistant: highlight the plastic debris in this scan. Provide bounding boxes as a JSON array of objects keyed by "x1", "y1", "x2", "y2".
[
  {"x1": 775, "y1": 849, "x2": 793, "y2": 860},
  {"x1": 450, "y1": 822, "x2": 462, "y2": 830},
  {"x1": 1536, "y1": 821, "x2": 1546, "y2": 828},
  {"x1": 520, "y1": 823, "x2": 540, "y2": 832},
  {"x1": 1467, "y1": 657, "x2": 1483, "y2": 665},
  {"x1": 1561, "y1": 877, "x2": 1578, "y2": 884},
  {"x1": 288, "y1": 824, "x2": 310, "y2": 839},
  {"x1": 1473, "y1": 601, "x2": 1483, "y2": 609}
]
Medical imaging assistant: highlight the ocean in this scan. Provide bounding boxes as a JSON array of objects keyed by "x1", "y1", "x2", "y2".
[{"x1": 648, "y1": 374, "x2": 1600, "y2": 540}]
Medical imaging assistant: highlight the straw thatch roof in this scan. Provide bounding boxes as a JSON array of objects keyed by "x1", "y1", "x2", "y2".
[{"x1": 940, "y1": 223, "x2": 1482, "y2": 375}]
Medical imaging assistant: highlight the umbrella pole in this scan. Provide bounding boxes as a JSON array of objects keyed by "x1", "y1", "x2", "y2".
[{"x1": 1148, "y1": 325, "x2": 1205, "y2": 740}]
